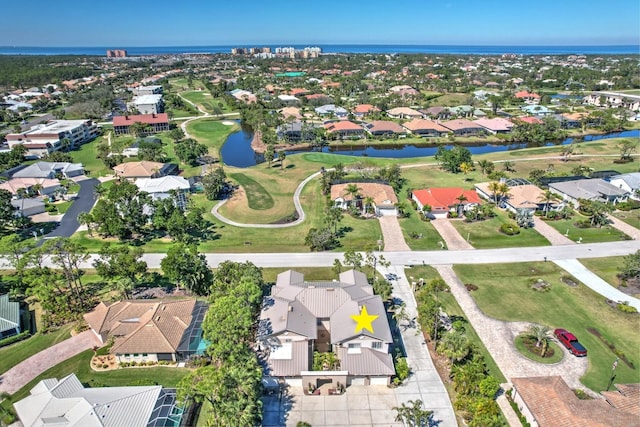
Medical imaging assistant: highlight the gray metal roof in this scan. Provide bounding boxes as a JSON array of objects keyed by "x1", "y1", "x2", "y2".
[
  {"x1": 337, "y1": 347, "x2": 395, "y2": 376},
  {"x1": 14, "y1": 373, "x2": 165, "y2": 427},
  {"x1": 550, "y1": 178, "x2": 629, "y2": 201},
  {"x1": 0, "y1": 294, "x2": 20, "y2": 334},
  {"x1": 265, "y1": 341, "x2": 309, "y2": 377},
  {"x1": 12, "y1": 162, "x2": 83, "y2": 179},
  {"x1": 611, "y1": 173, "x2": 640, "y2": 190},
  {"x1": 330, "y1": 296, "x2": 393, "y2": 344}
]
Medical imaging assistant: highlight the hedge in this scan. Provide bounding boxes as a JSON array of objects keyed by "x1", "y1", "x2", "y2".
[{"x1": 0, "y1": 331, "x2": 31, "y2": 349}]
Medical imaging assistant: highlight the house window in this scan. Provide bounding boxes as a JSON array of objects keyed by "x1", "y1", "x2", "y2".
[
  {"x1": 348, "y1": 343, "x2": 361, "y2": 353},
  {"x1": 123, "y1": 354, "x2": 129, "y2": 357},
  {"x1": 142, "y1": 353, "x2": 148, "y2": 357},
  {"x1": 284, "y1": 339, "x2": 292, "y2": 343},
  {"x1": 348, "y1": 343, "x2": 361, "y2": 349},
  {"x1": 372, "y1": 342, "x2": 382, "y2": 349},
  {"x1": 133, "y1": 353, "x2": 139, "y2": 357}
]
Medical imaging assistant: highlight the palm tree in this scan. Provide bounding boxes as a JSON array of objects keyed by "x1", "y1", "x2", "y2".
[
  {"x1": 460, "y1": 162, "x2": 473, "y2": 180},
  {"x1": 488, "y1": 181, "x2": 501, "y2": 204},
  {"x1": 503, "y1": 160, "x2": 515, "y2": 172},
  {"x1": 363, "y1": 196, "x2": 375, "y2": 214},
  {"x1": 455, "y1": 193, "x2": 468, "y2": 216},
  {"x1": 344, "y1": 184, "x2": 362, "y2": 209},
  {"x1": 393, "y1": 400, "x2": 433, "y2": 427},
  {"x1": 437, "y1": 330, "x2": 470, "y2": 364},
  {"x1": 538, "y1": 190, "x2": 557, "y2": 213},
  {"x1": 527, "y1": 324, "x2": 553, "y2": 357},
  {"x1": 477, "y1": 160, "x2": 494, "y2": 176}
]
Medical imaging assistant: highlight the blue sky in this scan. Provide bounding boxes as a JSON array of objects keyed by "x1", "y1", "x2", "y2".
[{"x1": 2, "y1": 0, "x2": 639, "y2": 46}]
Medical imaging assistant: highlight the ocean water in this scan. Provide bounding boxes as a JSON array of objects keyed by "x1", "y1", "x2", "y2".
[{"x1": 0, "y1": 44, "x2": 638, "y2": 56}]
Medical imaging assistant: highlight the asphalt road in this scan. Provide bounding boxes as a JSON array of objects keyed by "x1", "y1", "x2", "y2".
[{"x1": 44, "y1": 178, "x2": 100, "y2": 238}]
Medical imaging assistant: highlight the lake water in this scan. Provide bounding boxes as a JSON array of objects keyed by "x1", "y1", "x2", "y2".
[{"x1": 220, "y1": 127, "x2": 640, "y2": 168}]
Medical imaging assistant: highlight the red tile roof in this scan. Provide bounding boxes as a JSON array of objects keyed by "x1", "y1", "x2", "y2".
[
  {"x1": 516, "y1": 116, "x2": 544, "y2": 124},
  {"x1": 324, "y1": 121, "x2": 363, "y2": 132},
  {"x1": 113, "y1": 113, "x2": 169, "y2": 126},
  {"x1": 353, "y1": 104, "x2": 379, "y2": 114},
  {"x1": 413, "y1": 188, "x2": 481, "y2": 210},
  {"x1": 515, "y1": 90, "x2": 541, "y2": 99},
  {"x1": 403, "y1": 119, "x2": 449, "y2": 133}
]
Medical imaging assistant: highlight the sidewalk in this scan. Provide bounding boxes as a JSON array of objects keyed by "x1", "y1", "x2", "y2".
[
  {"x1": 0, "y1": 330, "x2": 100, "y2": 394},
  {"x1": 430, "y1": 219, "x2": 474, "y2": 250},
  {"x1": 377, "y1": 265, "x2": 457, "y2": 427},
  {"x1": 554, "y1": 259, "x2": 640, "y2": 310}
]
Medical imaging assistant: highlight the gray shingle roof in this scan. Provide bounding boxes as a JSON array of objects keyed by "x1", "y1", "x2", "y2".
[{"x1": 550, "y1": 178, "x2": 629, "y2": 201}]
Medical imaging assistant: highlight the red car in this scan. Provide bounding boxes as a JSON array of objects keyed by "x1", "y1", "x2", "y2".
[{"x1": 554, "y1": 328, "x2": 587, "y2": 357}]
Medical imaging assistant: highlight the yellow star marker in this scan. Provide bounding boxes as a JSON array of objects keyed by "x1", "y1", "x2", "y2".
[{"x1": 350, "y1": 305, "x2": 378, "y2": 334}]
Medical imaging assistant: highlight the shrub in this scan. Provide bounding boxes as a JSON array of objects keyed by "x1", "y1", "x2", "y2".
[
  {"x1": 449, "y1": 212, "x2": 459, "y2": 218},
  {"x1": 0, "y1": 331, "x2": 30, "y2": 348},
  {"x1": 574, "y1": 219, "x2": 591, "y2": 228},
  {"x1": 394, "y1": 357, "x2": 410, "y2": 384},
  {"x1": 617, "y1": 302, "x2": 638, "y2": 314},
  {"x1": 478, "y1": 376, "x2": 501, "y2": 398},
  {"x1": 499, "y1": 223, "x2": 520, "y2": 235},
  {"x1": 465, "y1": 283, "x2": 478, "y2": 291}
]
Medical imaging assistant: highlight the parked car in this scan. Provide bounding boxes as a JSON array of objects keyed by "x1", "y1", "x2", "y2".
[
  {"x1": 385, "y1": 273, "x2": 399, "y2": 281},
  {"x1": 554, "y1": 328, "x2": 587, "y2": 357}
]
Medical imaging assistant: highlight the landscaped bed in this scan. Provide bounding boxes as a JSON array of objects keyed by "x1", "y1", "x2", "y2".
[
  {"x1": 453, "y1": 262, "x2": 640, "y2": 390},
  {"x1": 515, "y1": 334, "x2": 564, "y2": 364}
]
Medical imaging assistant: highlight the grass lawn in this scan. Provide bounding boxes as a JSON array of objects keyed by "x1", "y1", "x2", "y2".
[
  {"x1": 451, "y1": 210, "x2": 550, "y2": 249},
  {"x1": 578, "y1": 256, "x2": 627, "y2": 290},
  {"x1": 229, "y1": 173, "x2": 275, "y2": 210},
  {"x1": 181, "y1": 91, "x2": 216, "y2": 113},
  {"x1": 611, "y1": 209, "x2": 640, "y2": 229},
  {"x1": 543, "y1": 216, "x2": 630, "y2": 243},
  {"x1": 3, "y1": 349, "x2": 189, "y2": 410},
  {"x1": 398, "y1": 216, "x2": 445, "y2": 250},
  {"x1": 186, "y1": 119, "x2": 239, "y2": 159},
  {"x1": 453, "y1": 262, "x2": 640, "y2": 390},
  {"x1": 0, "y1": 325, "x2": 73, "y2": 375},
  {"x1": 70, "y1": 136, "x2": 112, "y2": 177},
  {"x1": 54, "y1": 200, "x2": 73, "y2": 214}
]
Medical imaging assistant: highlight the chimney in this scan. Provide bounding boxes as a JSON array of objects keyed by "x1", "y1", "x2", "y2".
[
  {"x1": 152, "y1": 113, "x2": 156, "y2": 118},
  {"x1": 125, "y1": 115, "x2": 129, "y2": 120},
  {"x1": 288, "y1": 306, "x2": 293, "y2": 312}
]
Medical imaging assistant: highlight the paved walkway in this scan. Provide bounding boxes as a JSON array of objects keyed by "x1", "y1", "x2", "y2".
[
  {"x1": 607, "y1": 214, "x2": 640, "y2": 240},
  {"x1": 377, "y1": 264, "x2": 458, "y2": 427},
  {"x1": 378, "y1": 216, "x2": 411, "y2": 251},
  {"x1": 0, "y1": 330, "x2": 101, "y2": 394},
  {"x1": 430, "y1": 219, "x2": 474, "y2": 250},
  {"x1": 433, "y1": 265, "x2": 590, "y2": 392},
  {"x1": 532, "y1": 217, "x2": 574, "y2": 245},
  {"x1": 554, "y1": 259, "x2": 640, "y2": 310}
]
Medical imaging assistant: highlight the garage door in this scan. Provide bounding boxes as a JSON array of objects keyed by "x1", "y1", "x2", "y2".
[
  {"x1": 350, "y1": 378, "x2": 365, "y2": 386},
  {"x1": 370, "y1": 377, "x2": 388, "y2": 385},
  {"x1": 378, "y1": 208, "x2": 398, "y2": 217}
]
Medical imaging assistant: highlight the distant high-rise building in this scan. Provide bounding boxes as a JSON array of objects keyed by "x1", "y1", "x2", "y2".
[{"x1": 106, "y1": 49, "x2": 127, "y2": 58}]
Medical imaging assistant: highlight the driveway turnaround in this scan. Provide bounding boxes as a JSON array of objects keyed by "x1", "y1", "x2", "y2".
[
  {"x1": 0, "y1": 330, "x2": 100, "y2": 394},
  {"x1": 434, "y1": 265, "x2": 590, "y2": 392},
  {"x1": 554, "y1": 259, "x2": 640, "y2": 310},
  {"x1": 44, "y1": 178, "x2": 100, "y2": 238},
  {"x1": 430, "y1": 219, "x2": 474, "y2": 250}
]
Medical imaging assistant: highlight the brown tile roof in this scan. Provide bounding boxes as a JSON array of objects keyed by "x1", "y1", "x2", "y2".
[
  {"x1": 602, "y1": 384, "x2": 640, "y2": 417},
  {"x1": 113, "y1": 161, "x2": 165, "y2": 178},
  {"x1": 324, "y1": 121, "x2": 363, "y2": 133},
  {"x1": 113, "y1": 113, "x2": 169, "y2": 126},
  {"x1": 353, "y1": 104, "x2": 379, "y2": 114},
  {"x1": 331, "y1": 182, "x2": 398, "y2": 206},
  {"x1": 402, "y1": 119, "x2": 449, "y2": 133},
  {"x1": 512, "y1": 376, "x2": 638, "y2": 427},
  {"x1": 366, "y1": 120, "x2": 406, "y2": 134},
  {"x1": 441, "y1": 119, "x2": 484, "y2": 131},
  {"x1": 84, "y1": 299, "x2": 200, "y2": 355}
]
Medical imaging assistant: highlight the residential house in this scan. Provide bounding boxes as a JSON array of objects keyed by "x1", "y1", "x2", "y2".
[
  {"x1": 11, "y1": 198, "x2": 46, "y2": 217},
  {"x1": 473, "y1": 117, "x2": 514, "y2": 134},
  {"x1": 0, "y1": 177, "x2": 60, "y2": 197},
  {"x1": 386, "y1": 107, "x2": 423, "y2": 120},
  {"x1": 129, "y1": 94, "x2": 164, "y2": 115},
  {"x1": 259, "y1": 270, "x2": 395, "y2": 388},
  {"x1": 132, "y1": 85, "x2": 163, "y2": 96},
  {"x1": 113, "y1": 113, "x2": 170, "y2": 135},
  {"x1": 389, "y1": 85, "x2": 419, "y2": 97},
  {"x1": 280, "y1": 106, "x2": 303, "y2": 120},
  {"x1": 135, "y1": 176, "x2": 191, "y2": 209},
  {"x1": 412, "y1": 187, "x2": 482, "y2": 218},
  {"x1": 521, "y1": 105, "x2": 553, "y2": 117},
  {"x1": 515, "y1": 90, "x2": 541, "y2": 104},
  {"x1": 83, "y1": 298, "x2": 208, "y2": 363},
  {"x1": 277, "y1": 94, "x2": 301, "y2": 105},
  {"x1": 475, "y1": 182, "x2": 559, "y2": 214},
  {"x1": 549, "y1": 179, "x2": 629, "y2": 207},
  {"x1": 352, "y1": 104, "x2": 379, "y2": 118},
  {"x1": 583, "y1": 92, "x2": 640, "y2": 111},
  {"x1": 13, "y1": 373, "x2": 183, "y2": 427},
  {"x1": 6, "y1": 119, "x2": 98, "y2": 157},
  {"x1": 11, "y1": 161, "x2": 84, "y2": 179},
  {"x1": 331, "y1": 182, "x2": 398, "y2": 216},
  {"x1": 365, "y1": 121, "x2": 406, "y2": 137},
  {"x1": 315, "y1": 104, "x2": 348, "y2": 117},
  {"x1": 112, "y1": 161, "x2": 178, "y2": 179},
  {"x1": 441, "y1": 119, "x2": 486, "y2": 136},
  {"x1": 277, "y1": 121, "x2": 321, "y2": 141},
  {"x1": 516, "y1": 116, "x2": 544, "y2": 125},
  {"x1": 402, "y1": 119, "x2": 450, "y2": 137},
  {"x1": 448, "y1": 105, "x2": 474, "y2": 118},
  {"x1": 421, "y1": 106, "x2": 451, "y2": 120},
  {"x1": 609, "y1": 173, "x2": 640, "y2": 200},
  {"x1": 324, "y1": 121, "x2": 365, "y2": 139},
  {"x1": 229, "y1": 88, "x2": 257, "y2": 104},
  {"x1": 511, "y1": 376, "x2": 638, "y2": 427},
  {"x1": 0, "y1": 294, "x2": 21, "y2": 338}
]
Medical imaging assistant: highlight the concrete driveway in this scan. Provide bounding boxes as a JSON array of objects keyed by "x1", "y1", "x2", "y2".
[
  {"x1": 378, "y1": 216, "x2": 410, "y2": 251},
  {"x1": 44, "y1": 177, "x2": 99, "y2": 238},
  {"x1": 430, "y1": 219, "x2": 474, "y2": 250}
]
